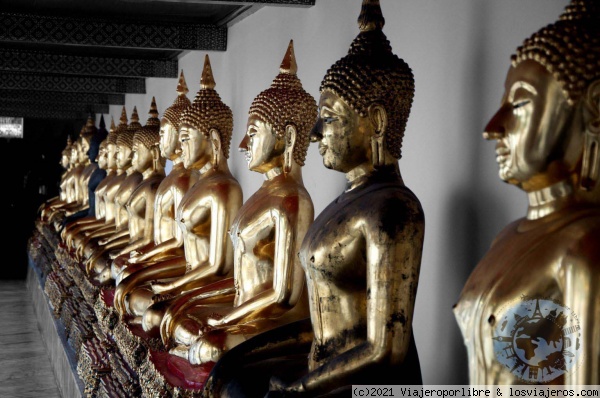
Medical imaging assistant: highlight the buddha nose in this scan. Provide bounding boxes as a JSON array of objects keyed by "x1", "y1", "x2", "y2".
[
  {"x1": 239, "y1": 134, "x2": 249, "y2": 152},
  {"x1": 310, "y1": 118, "x2": 323, "y2": 142},
  {"x1": 482, "y1": 105, "x2": 508, "y2": 140}
]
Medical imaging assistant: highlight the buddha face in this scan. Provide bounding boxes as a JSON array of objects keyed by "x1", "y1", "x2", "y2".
[
  {"x1": 70, "y1": 145, "x2": 79, "y2": 165},
  {"x1": 179, "y1": 123, "x2": 210, "y2": 170},
  {"x1": 116, "y1": 143, "x2": 132, "y2": 170},
  {"x1": 97, "y1": 146, "x2": 108, "y2": 170},
  {"x1": 239, "y1": 116, "x2": 284, "y2": 173},
  {"x1": 131, "y1": 140, "x2": 153, "y2": 173},
  {"x1": 107, "y1": 143, "x2": 118, "y2": 170},
  {"x1": 160, "y1": 119, "x2": 179, "y2": 159},
  {"x1": 312, "y1": 90, "x2": 372, "y2": 173},
  {"x1": 484, "y1": 60, "x2": 573, "y2": 189},
  {"x1": 60, "y1": 151, "x2": 70, "y2": 168},
  {"x1": 80, "y1": 138, "x2": 91, "y2": 162}
]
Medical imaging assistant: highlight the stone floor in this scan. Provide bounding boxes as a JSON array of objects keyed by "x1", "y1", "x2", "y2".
[{"x1": 0, "y1": 280, "x2": 61, "y2": 398}]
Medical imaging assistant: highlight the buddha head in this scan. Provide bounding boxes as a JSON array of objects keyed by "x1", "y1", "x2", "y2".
[
  {"x1": 160, "y1": 71, "x2": 192, "y2": 161},
  {"x1": 179, "y1": 55, "x2": 233, "y2": 170},
  {"x1": 240, "y1": 40, "x2": 317, "y2": 174},
  {"x1": 106, "y1": 116, "x2": 121, "y2": 171},
  {"x1": 311, "y1": 0, "x2": 414, "y2": 173},
  {"x1": 116, "y1": 107, "x2": 140, "y2": 170},
  {"x1": 97, "y1": 139, "x2": 109, "y2": 171},
  {"x1": 80, "y1": 116, "x2": 97, "y2": 163},
  {"x1": 60, "y1": 135, "x2": 72, "y2": 169},
  {"x1": 132, "y1": 97, "x2": 164, "y2": 173},
  {"x1": 484, "y1": 0, "x2": 600, "y2": 194},
  {"x1": 89, "y1": 115, "x2": 109, "y2": 165}
]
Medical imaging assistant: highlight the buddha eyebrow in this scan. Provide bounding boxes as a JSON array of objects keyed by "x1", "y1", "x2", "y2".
[{"x1": 508, "y1": 81, "x2": 538, "y2": 102}]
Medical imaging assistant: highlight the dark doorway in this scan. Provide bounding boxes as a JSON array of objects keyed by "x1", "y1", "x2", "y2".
[{"x1": 0, "y1": 117, "x2": 83, "y2": 280}]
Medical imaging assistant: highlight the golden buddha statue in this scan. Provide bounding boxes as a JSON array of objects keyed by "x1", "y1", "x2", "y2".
[
  {"x1": 43, "y1": 127, "x2": 91, "y2": 222},
  {"x1": 207, "y1": 1, "x2": 425, "y2": 395},
  {"x1": 85, "y1": 107, "x2": 144, "y2": 278},
  {"x1": 102, "y1": 97, "x2": 166, "y2": 281},
  {"x1": 59, "y1": 115, "x2": 110, "y2": 234},
  {"x1": 110, "y1": 71, "x2": 196, "y2": 282},
  {"x1": 71, "y1": 115, "x2": 127, "y2": 259},
  {"x1": 62, "y1": 126, "x2": 110, "y2": 247},
  {"x1": 156, "y1": 41, "x2": 317, "y2": 368},
  {"x1": 39, "y1": 135, "x2": 73, "y2": 218},
  {"x1": 454, "y1": 0, "x2": 600, "y2": 385},
  {"x1": 112, "y1": 55, "x2": 242, "y2": 335}
]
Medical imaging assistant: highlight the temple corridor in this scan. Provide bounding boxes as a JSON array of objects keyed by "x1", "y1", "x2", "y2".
[{"x1": 0, "y1": 281, "x2": 61, "y2": 398}]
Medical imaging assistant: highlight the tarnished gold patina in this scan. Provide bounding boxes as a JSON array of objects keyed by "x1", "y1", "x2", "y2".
[
  {"x1": 157, "y1": 41, "x2": 317, "y2": 367},
  {"x1": 207, "y1": 1, "x2": 425, "y2": 396},
  {"x1": 454, "y1": 0, "x2": 600, "y2": 385},
  {"x1": 113, "y1": 56, "x2": 242, "y2": 339}
]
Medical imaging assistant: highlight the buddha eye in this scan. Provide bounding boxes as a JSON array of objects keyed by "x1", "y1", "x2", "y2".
[
  {"x1": 323, "y1": 116, "x2": 338, "y2": 124},
  {"x1": 512, "y1": 100, "x2": 531, "y2": 109}
]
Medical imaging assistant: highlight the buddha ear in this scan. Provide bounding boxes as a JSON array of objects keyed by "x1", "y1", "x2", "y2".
[
  {"x1": 151, "y1": 145, "x2": 161, "y2": 171},
  {"x1": 580, "y1": 80, "x2": 600, "y2": 191},
  {"x1": 368, "y1": 103, "x2": 387, "y2": 167},
  {"x1": 284, "y1": 124, "x2": 297, "y2": 175},
  {"x1": 210, "y1": 129, "x2": 222, "y2": 170}
]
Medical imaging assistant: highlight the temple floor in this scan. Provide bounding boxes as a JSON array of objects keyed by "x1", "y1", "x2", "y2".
[{"x1": 0, "y1": 280, "x2": 62, "y2": 398}]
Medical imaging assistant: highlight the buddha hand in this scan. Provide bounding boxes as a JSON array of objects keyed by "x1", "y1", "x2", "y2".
[{"x1": 188, "y1": 332, "x2": 224, "y2": 365}]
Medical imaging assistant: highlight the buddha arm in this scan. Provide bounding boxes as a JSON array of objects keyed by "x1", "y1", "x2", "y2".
[
  {"x1": 130, "y1": 237, "x2": 180, "y2": 263},
  {"x1": 113, "y1": 258, "x2": 188, "y2": 316},
  {"x1": 113, "y1": 198, "x2": 154, "y2": 257},
  {"x1": 210, "y1": 210, "x2": 301, "y2": 327},
  {"x1": 160, "y1": 278, "x2": 236, "y2": 344},
  {"x1": 152, "y1": 196, "x2": 231, "y2": 294},
  {"x1": 283, "y1": 220, "x2": 424, "y2": 395},
  {"x1": 98, "y1": 228, "x2": 128, "y2": 245}
]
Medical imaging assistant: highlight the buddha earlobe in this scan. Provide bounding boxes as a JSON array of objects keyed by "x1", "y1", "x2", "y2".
[
  {"x1": 580, "y1": 80, "x2": 600, "y2": 191},
  {"x1": 210, "y1": 129, "x2": 221, "y2": 171},
  {"x1": 368, "y1": 103, "x2": 387, "y2": 167},
  {"x1": 284, "y1": 124, "x2": 297, "y2": 175}
]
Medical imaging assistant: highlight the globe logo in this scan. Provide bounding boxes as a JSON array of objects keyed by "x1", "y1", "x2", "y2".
[{"x1": 493, "y1": 298, "x2": 582, "y2": 383}]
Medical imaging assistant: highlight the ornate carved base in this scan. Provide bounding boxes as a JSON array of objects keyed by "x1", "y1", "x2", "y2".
[{"x1": 30, "y1": 222, "x2": 216, "y2": 398}]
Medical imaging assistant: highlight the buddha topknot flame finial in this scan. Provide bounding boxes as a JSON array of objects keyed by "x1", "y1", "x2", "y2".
[
  {"x1": 110, "y1": 117, "x2": 116, "y2": 133},
  {"x1": 176, "y1": 70, "x2": 189, "y2": 96},
  {"x1": 279, "y1": 40, "x2": 298, "y2": 75},
  {"x1": 358, "y1": 0, "x2": 385, "y2": 32},
  {"x1": 200, "y1": 54, "x2": 216, "y2": 90},
  {"x1": 99, "y1": 115, "x2": 106, "y2": 130},
  {"x1": 119, "y1": 106, "x2": 128, "y2": 126},
  {"x1": 145, "y1": 97, "x2": 160, "y2": 127}
]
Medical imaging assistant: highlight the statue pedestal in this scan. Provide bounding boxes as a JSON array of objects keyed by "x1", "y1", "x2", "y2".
[{"x1": 27, "y1": 224, "x2": 212, "y2": 398}]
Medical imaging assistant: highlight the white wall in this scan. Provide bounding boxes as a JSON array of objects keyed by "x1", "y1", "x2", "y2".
[{"x1": 98, "y1": 0, "x2": 568, "y2": 384}]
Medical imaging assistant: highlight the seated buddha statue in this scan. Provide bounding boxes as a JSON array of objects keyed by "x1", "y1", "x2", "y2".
[
  {"x1": 112, "y1": 55, "x2": 242, "y2": 334},
  {"x1": 157, "y1": 40, "x2": 317, "y2": 367},
  {"x1": 91, "y1": 97, "x2": 167, "y2": 284},
  {"x1": 206, "y1": 1, "x2": 425, "y2": 396},
  {"x1": 43, "y1": 128, "x2": 89, "y2": 222},
  {"x1": 110, "y1": 71, "x2": 196, "y2": 282},
  {"x1": 71, "y1": 115, "x2": 128, "y2": 259},
  {"x1": 39, "y1": 136, "x2": 73, "y2": 219},
  {"x1": 454, "y1": 0, "x2": 600, "y2": 385},
  {"x1": 62, "y1": 119, "x2": 112, "y2": 247},
  {"x1": 85, "y1": 107, "x2": 144, "y2": 278},
  {"x1": 60, "y1": 115, "x2": 109, "y2": 232}
]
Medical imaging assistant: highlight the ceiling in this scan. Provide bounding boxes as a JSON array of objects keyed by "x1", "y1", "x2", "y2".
[{"x1": 0, "y1": 0, "x2": 315, "y2": 120}]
